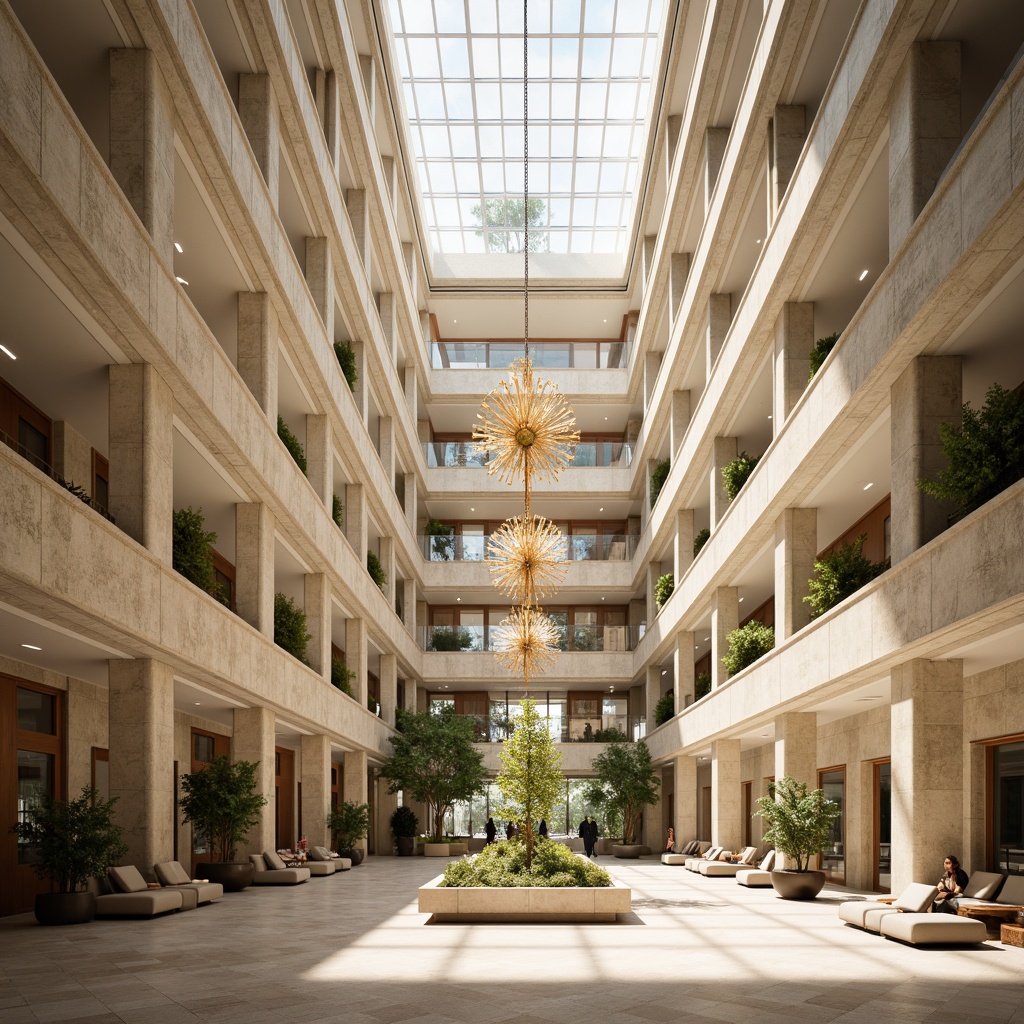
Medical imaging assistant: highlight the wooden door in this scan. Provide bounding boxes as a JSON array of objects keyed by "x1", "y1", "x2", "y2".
[
  {"x1": 701, "y1": 786, "x2": 712, "y2": 842},
  {"x1": 275, "y1": 748, "x2": 295, "y2": 851}
]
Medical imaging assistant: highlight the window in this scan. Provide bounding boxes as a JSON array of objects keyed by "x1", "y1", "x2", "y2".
[
  {"x1": 92, "y1": 450, "x2": 109, "y2": 511},
  {"x1": 992, "y1": 740, "x2": 1024, "y2": 875},
  {"x1": 818, "y1": 767, "x2": 845, "y2": 882},
  {"x1": 16, "y1": 688, "x2": 55, "y2": 734},
  {"x1": 0, "y1": 377, "x2": 51, "y2": 472}
]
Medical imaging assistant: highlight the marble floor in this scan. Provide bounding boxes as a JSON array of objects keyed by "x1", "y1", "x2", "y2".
[{"x1": 1, "y1": 856, "x2": 1022, "y2": 1024}]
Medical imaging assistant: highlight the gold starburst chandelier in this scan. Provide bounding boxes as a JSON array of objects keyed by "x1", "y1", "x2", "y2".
[{"x1": 473, "y1": 0, "x2": 577, "y2": 687}]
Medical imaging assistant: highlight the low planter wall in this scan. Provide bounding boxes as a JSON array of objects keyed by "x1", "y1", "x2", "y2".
[
  {"x1": 418, "y1": 873, "x2": 631, "y2": 923},
  {"x1": 424, "y1": 843, "x2": 450, "y2": 857}
]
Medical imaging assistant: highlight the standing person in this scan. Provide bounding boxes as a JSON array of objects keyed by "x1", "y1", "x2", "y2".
[
  {"x1": 933, "y1": 854, "x2": 969, "y2": 913},
  {"x1": 505, "y1": 820, "x2": 516, "y2": 841},
  {"x1": 485, "y1": 817, "x2": 497, "y2": 845},
  {"x1": 579, "y1": 815, "x2": 596, "y2": 858},
  {"x1": 538, "y1": 819, "x2": 548, "y2": 838}
]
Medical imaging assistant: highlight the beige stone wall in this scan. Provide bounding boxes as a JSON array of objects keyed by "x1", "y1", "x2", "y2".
[{"x1": 66, "y1": 678, "x2": 108, "y2": 797}]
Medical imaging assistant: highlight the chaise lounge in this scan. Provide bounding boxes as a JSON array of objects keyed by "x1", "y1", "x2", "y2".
[
  {"x1": 153, "y1": 861, "x2": 224, "y2": 903},
  {"x1": 661, "y1": 839, "x2": 701, "y2": 865},
  {"x1": 736, "y1": 849, "x2": 775, "y2": 886},
  {"x1": 249, "y1": 851, "x2": 311, "y2": 884},
  {"x1": 839, "y1": 882, "x2": 988, "y2": 946},
  {"x1": 96, "y1": 865, "x2": 190, "y2": 917},
  {"x1": 838, "y1": 882, "x2": 938, "y2": 932},
  {"x1": 685, "y1": 846, "x2": 724, "y2": 870},
  {"x1": 309, "y1": 845, "x2": 352, "y2": 871},
  {"x1": 698, "y1": 846, "x2": 759, "y2": 876}
]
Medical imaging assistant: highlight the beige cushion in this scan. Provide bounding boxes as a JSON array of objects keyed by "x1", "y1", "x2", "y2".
[
  {"x1": 249, "y1": 854, "x2": 266, "y2": 872},
  {"x1": 307, "y1": 861, "x2": 336, "y2": 876},
  {"x1": 334, "y1": 857, "x2": 352, "y2": 870},
  {"x1": 839, "y1": 901, "x2": 896, "y2": 928},
  {"x1": 308, "y1": 846, "x2": 329, "y2": 861},
  {"x1": 264, "y1": 850, "x2": 288, "y2": 871},
  {"x1": 880, "y1": 913, "x2": 987, "y2": 945},
  {"x1": 95, "y1": 889, "x2": 183, "y2": 916},
  {"x1": 250, "y1": 865, "x2": 311, "y2": 885},
  {"x1": 863, "y1": 907, "x2": 900, "y2": 932},
  {"x1": 756, "y1": 850, "x2": 776, "y2": 871},
  {"x1": 997, "y1": 875, "x2": 1024, "y2": 904},
  {"x1": 737, "y1": 868, "x2": 774, "y2": 887},
  {"x1": 661, "y1": 853, "x2": 690, "y2": 865},
  {"x1": 154, "y1": 861, "x2": 191, "y2": 886},
  {"x1": 109, "y1": 865, "x2": 148, "y2": 893},
  {"x1": 894, "y1": 882, "x2": 939, "y2": 913},
  {"x1": 961, "y1": 871, "x2": 1004, "y2": 900}
]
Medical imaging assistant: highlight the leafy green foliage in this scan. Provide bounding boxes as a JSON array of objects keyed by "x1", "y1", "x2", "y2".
[
  {"x1": 804, "y1": 534, "x2": 886, "y2": 618},
  {"x1": 332, "y1": 494, "x2": 344, "y2": 530},
  {"x1": 428, "y1": 626, "x2": 475, "y2": 652},
  {"x1": 379, "y1": 705, "x2": 487, "y2": 841},
  {"x1": 722, "y1": 451, "x2": 760, "y2": 501},
  {"x1": 439, "y1": 837, "x2": 612, "y2": 888},
  {"x1": 274, "y1": 592, "x2": 311, "y2": 663},
  {"x1": 330, "y1": 655, "x2": 354, "y2": 697},
  {"x1": 326, "y1": 801, "x2": 370, "y2": 852},
  {"x1": 425, "y1": 517, "x2": 456, "y2": 560},
  {"x1": 470, "y1": 196, "x2": 548, "y2": 253},
  {"x1": 277, "y1": 416, "x2": 307, "y2": 474},
  {"x1": 694, "y1": 670, "x2": 712, "y2": 701},
  {"x1": 722, "y1": 621, "x2": 775, "y2": 676},
  {"x1": 172, "y1": 507, "x2": 226, "y2": 603},
  {"x1": 808, "y1": 332, "x2": 840, "y2": 380},
  {"x1": 334, "y1": 341, "x2": 358, "y2": 390},
  {"x1": 693, "y1": 527, "x2": 710, "y2": 557},
  {"x1": 496, "y1": 699, "x2": 565, "y2": 866},
  {"x1": 654, "y1": 573, "x2": 674, "y2": 608},
  {"x1": 586, "y1": 742, "x2": 659, "y2": 846},
  {"x1": 654, "y1": 692, "x2": 674, "y2": 727},
  {"x1": 9, "y1": 786, "x2": 128, "y2": 893},
  {"x1": 390, "y1": 805, "x2": 419, "y2": 838},
  {"x1": 756, "y1": 776, "x2": 840, "y2": 872},
  {"x1": 179, "y1": 756, "x2": 268, "y2": 863},
  {"x1": 366, "y1": 550, "x2": 387, "y2": 590},
  {"x1": 650, "y1": 457, "x2": 671, "y2": 508},
  {"x1": 918, "y1": 383, "x2": 1024, "y2": 518},
  {"x1": 593, "y1": 726, "x2": 628, "y2": 742}
]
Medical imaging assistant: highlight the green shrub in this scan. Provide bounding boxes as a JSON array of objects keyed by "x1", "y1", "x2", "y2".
[
  {"x1": 327, "y1": 801, "x2": 370, "y2": 852},
  {"x1": 172, "y1": 507, "x2": 227, "y2": 604},
  {"x1": 274, "y1": 592, "x2": 311, "y2": 663},
  {"x1": 722, "y1": 621, "x2": 775, "y2": 676},
  {"x1": 390, "y1": 805, "x2": 419, "y2": 838},
  {"x1": 654, "y1": 692, "x2": 674, "y2": 727},
  {"x1": 331, "y1": 655, "x2": 354, "y2": 696},
  {"x1": 428, "y1": 626, "x2": 475, "y2": 652},
  {"x1": 694, "y1": 670, "x2": 712, "y2": 701},
  {"x1": 439, "y1": 837, "x2": 612, "y2": 888},
  {"x1": 650, "y1": 457, "x2": 671, "y2": 508},
  {"x1": 332, "y1": 494, "x2": 344, "y2": 529},
  {"x1": 367, "y1": 550, "x2": 387, "y2": 590},
  {"x1": 804, "y1": 534, "x2": 886, "y2": 618},
  {"x1": 593, "y1": 726, "x2": 628, "y2": 743},
  {"x1": 693, "y1": 527, "x2": 710, "y2": 557},
  {"x1": 722, "y1": 452, "x2": 760, "y2": 501},
  {"x1": 654, "y1": 573, "x2": 674, "y2": 608},
  {"x1": 334, "y1": 341, "x2": 358, "y2": 391},
  {"x1": 425, "y1": 517, "x2": 456, "y2": 560},
  {"x1": 917, "y1": 383, "x2": 1024, "y2": 519},
  {"x1": 808, "y1": 332, "x2": 840, "y2": 380},
  {"x1": 277, "y1": 416, "x2": 307, "y2": 475}
]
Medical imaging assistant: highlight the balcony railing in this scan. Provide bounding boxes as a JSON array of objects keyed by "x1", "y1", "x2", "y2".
[
  {"x1": 429, "y1": 339, "x2": 630, "y2": 370},
  {"x1": 423, "y1": 440, "x2": 633, "y2": 469},
  {"x1": 459, "y1": 712, "x2": 647, "y2": 743},
  {"x1": 421, "y1": 532, "x2": 637, "y2": 562},
  {"x1": 421, "y1": 623, "x2": 640, "y2": 653}
]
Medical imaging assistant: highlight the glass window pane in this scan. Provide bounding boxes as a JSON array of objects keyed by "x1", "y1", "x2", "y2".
[
  {"x1": 17, "y1": 688, "x2": 55, "y2": 734},
  {"x1": 17, "y1": 750, "x2": 54, "y2": 864},
  {"x1": 193, "y1": 733, "x2": 215, "y2": 763}
]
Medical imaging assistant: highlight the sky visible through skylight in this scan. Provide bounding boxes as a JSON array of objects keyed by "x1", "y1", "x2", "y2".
[{"x1": 386, "y1": 0, "x2": 664, "y2": 257}]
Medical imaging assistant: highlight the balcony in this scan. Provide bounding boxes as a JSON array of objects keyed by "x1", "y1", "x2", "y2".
[
  {"x1": 420, "y1": 622, "x2": 641, "y2": 653},
  {"x1": 429, "y1": 339, "x2": 630, "y2": 370},
  {"x1": 453, "y1": 712, "x2": 647, "y2": 744},
  {"x1": 423, "y1": 440, "x2": 634, "y2": 469},
  {"x1": 421, "y1": 532, "x2": 637, "y2": 562}
]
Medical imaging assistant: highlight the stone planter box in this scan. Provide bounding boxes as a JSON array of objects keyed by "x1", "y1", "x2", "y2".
[
  {"x1": 424, "y1": 843, "x2": 450, "y2": 857},
  {"x1": 418, "y1": 873, "x2": 631, "y2": 923},
  {"x1": 447, "y1": 842, "x2": 469, "y2": 856}
]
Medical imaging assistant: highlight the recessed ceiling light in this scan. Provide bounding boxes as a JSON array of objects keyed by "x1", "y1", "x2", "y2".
[
  {"x1": 21, "y1": 643, "x2": 42, "y2": 651},
  {"x1": 470, "y1": 507, "x2": 475, "y2": 512},
  {"x1": 444, "y1": 684, "x2": 448, "y2": 688},
  {"x1": 704, "y1": 637, "x2": 710, "y2": 641},
  {"x1": 174, "y1": 242, "x2": 184, "y2": 253},
  {"x1": 863, "y1": 482, "x2": 874, "y2": 491},
  {"x1": 767, "y1": 414, "x2": 772, "y2": 420},
  {"x1": 453, "y1": 319, "x2": 458, "y2": 324},
  {"x1": 755, "y1": 238, "x2": 762, "y2": 244},
  {"x1": 193, "y1": 701, "x2": 201, "y2": 706},
  {"x1": 609, "y1": 686, "x2": 614, "y2": 692},
  {"x1": 175, "y1": 276, "x2": 189, "y2": 286},
  {"x1": 761, "y1": 732, "x2": 768, "y2": 737},
  {"x1": 738, "y1": 597, "x2": 744, "y2": 603},
  {"x1": 456, "y1": 597, "x2": 461, "y2": 602},
  {"x1": 603, "y1": 318, "x2": 607, "y2": 323},
  {"x1": 599, "y1": 506, "x2": 604, "y2": 512},
  {"x1": 0, "y1": 344, "x2": 16, "y2": 360},
  {"x1": 661, "y1": 669, "x2": 667, "y2": 676},
  {"x1": 858, "y1": 269, "x2": 869, "y2": 281},
  {"x1": 855, "y1": 696, "x2": 882, "y2": 701},
  {"x1": 601, "y1": 596, "x2": 605, "y2": 600}
]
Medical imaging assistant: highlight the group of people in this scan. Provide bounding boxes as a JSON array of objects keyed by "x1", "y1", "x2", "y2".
[{"x1": 482, "y1": 815, "x2": 600, "y2": 856}]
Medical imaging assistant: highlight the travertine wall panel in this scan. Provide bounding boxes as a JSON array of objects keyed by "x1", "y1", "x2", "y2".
[{"x1": 66, "y1": 678, "x2": 108, "y2": 797}]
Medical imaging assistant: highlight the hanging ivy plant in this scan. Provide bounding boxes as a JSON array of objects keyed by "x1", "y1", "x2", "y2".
[
  {"x1": 722, "y1": 452, "x2": 760, "y2": 501},
  {"x1": 650, "y1": 457, "x2": 671, "y2": 508},
  {"x1": 334, "y1": 341, "x2": 358, "y2": 391},
  {"x1": 808, "y1": 332, "x2": 840, "y2": 380},
  {"x1": 722, "y1": 621, "x2": 775, "y2": 676},
  {"x1": 367, "y1": 550, "x2": 387, "y2": 590},
  {"x1": 277, "y1": 416, "x2": 307, "y2": 475},
  {"x1": 693, "y1": 527, "x2": 710, "y2": 557},
  {"x1": 274, "y1": 592, "x2": 311, "y2": 664},
  {"x1": 654, "y1": 573, "x2": 674, "y2": 608},
  {"x1": 804, "y1": 534, "x2": 886, "y2": 618}
]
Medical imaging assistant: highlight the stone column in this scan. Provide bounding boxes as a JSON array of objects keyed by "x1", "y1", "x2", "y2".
[
  {"x1": 772, "y1": 301, "x2": 814, "y2": 432},
  {"x1": 643, "y1": 351, "x2": 662, "y2": 413},
  {"x1": 665, "y1": 113, "x2": 682, "y2": 175},
  {"x1": 769, "y1": 105, "x2": 806, "y2": 216},
  {"x1": 890, "y1": 356, "x2": 962, "y2": 563},
  {"x1": 304, "y1": 572, "x2": 331, "y2": 678},
  {"x1": 403, "y1": 677, "x2": 418, "y2": 714},
  {"x1": 306, "y1": 414, "x2": 331, "y2": 505},
  {"x1": 704, "y1": 293, "x2": 731, "y2": 381},
  {"x1": 233, "y1": 706, "x2": 276, "y2": 857},
  {"x1": 108, "y1": 659, "x2": 174, "y2": 875},
  {"x1": 381, "y1": 156, "x2": 398, "y2": 203},
  {"x1": 711, "y1": 586, "x2": 738, "y2": 690},
  {"x1": 645, "y1": 665, "x2": 662, "y2": 733},
  {"x1": 674, "y1": 630, "x2": 695, "y2": 709},
  {"x1": 108, "y1": 363, "x2": 173, "y2": 563},
  {"x1": 403, "y1": 472, "x2": 417, "y2": 534},
  {"x1": 669, "y1": 253, "x2": 691, "y2": 325},
  {"x1": 404, "y1": 365, "x2": 419, "y2": 423},
  {"x1": 359, "y1": 54, "x2": 376, "y2": 120},
  {"x1": 774, "y1": 507, "x2": 817, "y2": 641},
  {"x1": 379, "y1": 653, "x2": 398, "y2": 728},
  {"x1": 641, "y1": 234, "x2": 657, "y2": 289},
  {"x1": 377, "y1": 782, "x2": 398, "y2": 856},
  {"x1": 890, "y1": 659, "x2": 963, "y2": 894},
  {"x1": 345, "y1": 189, "x2": 371, "y2": 270},
  {"x1": 324, "y1": 70, "x2": 341, "y2": 168},
  {"x1": 109, "y1": 49, "x2": 175, "y2": 263},
  {"x1": 670, "y1": 390, "x2": 691, "y2": 458},
  {"x1": 345, "y1": 482, "x2": 367, "y2": 558},
  {"x1": 402, "y1": 243, "x2": 417, "y2": 308},
  {"x1": 773, "y1": 712, "x2": 818, "y2": 867},
  {"x1": 674, "y1": 755, "x2": 698, "y2": 841},
  {"x1": 239, "y1": 73, "x2": 279, "y2": 201},
  {"x1": 379, "y1": 293, "x2": 397, "y2": 363},
  {"x1": 889, "y1": 42, "x2": 961, "y2": 256},
  {"x1": 711, "y1": 738, "x2": 742, "y2": 851},
  {"x1": 710, "y1": 436, "x2": 737, "y2": 528},
  {"x1": 305, "y1": 237, "x2": 333, "y2": 338},
  {"x1": 235, "y1": 502, "x2": 275, "y2": 637},
  {"x1": 346, "y1": 618, "x2": 368, "y2": 706},
  {"x1": 380, "y1": 536, "x2": 395, "y2": 606},
  {"x1": 301, "y1": 734, "x2": 332, "y2": 848},
  {"x1": 350, "y1": 339, "x2": 368, "y2": 422},
  {"x1": 378, "y1": 416, "x2": 396, "y2": 481},
  {"x1": 704, "y1": 126, "x2": 729, "y2": 211},
  {"x1": 51, "y1": 421, "x2": 93, "y2": 497},
  {"x1": 343, "y1": 749, "x2": 369, "y2": 856},
  {"x1": 402, "y1": 577, "x2": 417, "y2": 634},
  {"x1": 237, "y1": 292, "x2": 278, "y2": 418},
  {"x1": 673, "y1": 508, "x2": 695, "y2": 583}
]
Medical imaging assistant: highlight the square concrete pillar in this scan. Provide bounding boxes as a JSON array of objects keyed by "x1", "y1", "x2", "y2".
[
  {"x1": 235, "y1": 502, "x2": 275, "y2": 637},
  {"x1": 673, "y1": 630, "x2": 695, "y2": 709},
  {"x1": 378, "y1": 416, "x2": 396, "y2": 480},
  {"x1": 345, "y1": 189, "x2": 371, "y2": 270},
  {"x1": 379, "y1": 293, "x2": 397, "y2": 363},
  {"x1": 402, "y1": 577, "x2": 417, "y2": 633},
  {"x1": 108, "y1": 659, "x2": 175, "y2": 875},
  {"x1": 674, "y1": 756, "x2": 698, "y2": 840},
  {"x1": 704, "y1": 126, "x2": 730, "y2": 211},
  {"x1": 669, "y1": 253, "x2": 691, "y2": 324},
  {"x1": 345, "y1": 618, "x2": 368, "y2": 706},
  {"x1": 890, "y1": 659, "x2": 964, "y2": 893},
  {"x1": 359, "y1": 54, "x2": 376, "y2": 121},
  {"x1": 381, "y1": 156, "x2": 398, "y2": 203},
  {"x1": 402, "y1": 243, "x2": 417, "y2": 307},
  {"x1": 109, "y1": 49, "x2": 175, "y2": 263},
  {"x1": 306, "y1": 414, "x2": 331, "y2": 505},
  {"x1": 376, "y1": 781, "x2": 398, "y2": 856},
  {"x1": 403, "y1": 472, "x2": 417, "y2": 534},
  {"x1": 665, "y1": 113, "x2": 682, "y2": 175},
  {"x1": 237, "y1": 292, "x2": 278, "y2": 418},
  {"x1": 345, "y1": 482, "x2": 367, "y2": 558},
  {"x1": 232, "y1": 706, "x2": 276, "y2": 857},
  {"x1": 304, "y1": 572, "x2": 331, "y2": 678},
  {"x1": 774, "y1": 507, "x2": 817, "y2": 641},
  {"x1": 404, "y1": 365, "x2": 419, "y2": 422},
  {"x1": 711, "y1": 738, "x2": 742, "y2": 851},
  {"x1": 324, "y1": 70, "x2": 341, "y2": 168},
  {"x1": 52, "y1": 421, "x2": 93, "y2": 497},
  {"x1": 379, "y1": 653, "x2": 397, "y2": 727},
  {"x1": 402, "y1": 677, "x2": 418, "y2": 714},
  {"x1": 710, "y1": 436, "x2": 737, "y2": 528},
  {"x1": 350, "y1": 339, "x2": 368, "y2": 422},
  {"x1": 641, "y1": 234, "x2": 657, "y2": 288},
  {"x1": 890, "y1": 356, "x2": 962, "y2": 563},
  {"x1": 670, "y1": 390, "x2": 691, "y2": 457},
  {"x1": 108, "y1": 363, "x2": 173, "y2": 564},
  {"x1": 711, "y1": 587, "x2": 738, "y2": 690},
  {"x1": 704, "y1": 293, "x2": 732, "y2": 381},
  {"x1": 673, "y1": 508, "x2": 694, "y2": 582},
  {"x1": 343, "y1": 749, "x2": 369, "y2": 855},
  {"x1": 305, "y1": 237, "x2": 333, "y2": 338},
  {"x1": 380, "y1": 536, "x2": 395, "y2": 605},
  {"x1": 773, "y1": 712, "x2": 817, "y2": 789},
  {"x1": 300, "y1": 734, "x2": 332, "y2": 848},
  {"x1": 769, "y1": 105, "x2": 806, "y2": 216},
  {"x1": 645, "y1": 665, "x2": 662, "y2": 733},
  {"x1": 238, "y1": 73, "x2": 279, "y2": 202},
  {"x1": 772, "y1": 301, "x2": 814, "y2": 432},
  {"x1": 889, "y1": 42, "x2": 961, "y2": 256},
  {"x1": 643, "y1": 351, "x2": 662, "y2": 412}
]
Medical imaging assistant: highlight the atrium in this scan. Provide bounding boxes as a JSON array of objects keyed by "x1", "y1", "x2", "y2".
[{"x1": 1, "y1": 0, "x2": 1024, "y2": 943}]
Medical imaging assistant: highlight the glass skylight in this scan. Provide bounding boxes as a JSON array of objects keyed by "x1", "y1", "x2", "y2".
[{"x1": 386, "y1": 0, "x2": 665, "y2": 256}]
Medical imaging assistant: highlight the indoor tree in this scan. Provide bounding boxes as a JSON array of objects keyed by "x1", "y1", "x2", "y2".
[
  {"x1": 756, "y1": 776, "x2": 840, "y2": 872},
  {"x1": 585, "y1": 741, "x2": 660, "y2": 846},
  {"x1": 179, "y1": 756, "x2": 267, "y2": 864}
]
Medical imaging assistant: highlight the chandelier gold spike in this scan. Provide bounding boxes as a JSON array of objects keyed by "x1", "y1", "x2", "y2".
[
  {"x1": 487, "y1": 514, "x2": 569, "y2": 605},
  {"x1": 491, "y1": 605, "x2": 561, "y2": 687}
]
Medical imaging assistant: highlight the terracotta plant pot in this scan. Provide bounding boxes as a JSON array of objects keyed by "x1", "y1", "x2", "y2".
[
  {"x1": 34, "y1": 891, "x2": 95, "y2": 926},
  {"x1": 203, "y1": 862, "x2": 256, "y2": 892},
  {"x1": 770, "y1": 868, "x2": 826, "y2": 900}
]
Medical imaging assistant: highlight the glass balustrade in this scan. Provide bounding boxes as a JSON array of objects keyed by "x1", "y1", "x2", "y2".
[
  {"x1": 420, "y1": 623, "x2": 641, "y2": 652},
  {"x1": 423, "y1": 440, "x2": 633, "y2": 469},
  {"x1": 421, "y1": 532, "x2": 637, "y2": 562},
  {"x1": 429, "y1": 339, "x2": 630, "y2": 370}
]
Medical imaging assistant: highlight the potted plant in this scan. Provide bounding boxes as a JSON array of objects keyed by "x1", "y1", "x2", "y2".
[
  {"x1": 179, "y1": 755, "x2": 268, "y2": 891},
  {"x1": 172, "y1": 506, "x2": 229, "y2": 605},
  {"x1": 756, "y1": 776, "x2": 840, "y2": 899},
  {"x1": 327, "y1": 801, "x2": 371, "y2": 865},
  {"x1": 428, "y1": 626, "x2": 475, "y2": 652},
  {"x1": 722, "y1": 621, "x2": 775, "y2": 676},
  {"x1": 585, "y1": 741, "x2": 660, "y2": 858},
  {"x1": 277, "y1": 415, "x2": 307, "y2": 474},
  {"x1": 334, "y1": 340, "x2": 358, "y2": 390},
  {"x1": 804, "y1": 534, "x2": 886, "y2": 618},
  {"x1": 654, "y1": 691, "x2": 674, "y2": 727},
  {"x1": 654, "y1": 573, "x2": 674, "y2": 609},
  {"x1": 390, "y1": 805, "x2": 419, "y2": 856},
  {"x1": 9, "y1": 786, "x2": 128, "y2": 925},
  {"x1": 367, "y1": 550, "x2": 387, "y2": 591},
  {"x1": 722, "y1": 451, "x2": 760, "y2": 501},
  {"x1": 274, "y1": 592, "x2": 311, "y2": 663},
  {"x1": 424, "y1": 517, "x2": 456, "y2": 560},
  {"x1": 650, "y1": 457, "x2": 670, "y2": 508}
]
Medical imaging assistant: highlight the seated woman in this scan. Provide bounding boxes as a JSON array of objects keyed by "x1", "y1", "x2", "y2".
[
  {"x1": 933, "y1": 854, "x2": 969, "y2": 914},
  {"x1": 664, "y1": 827, "x2": 676, "y2": 853}
]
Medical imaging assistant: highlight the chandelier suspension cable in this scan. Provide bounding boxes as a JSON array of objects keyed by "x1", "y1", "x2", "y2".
[{"x1": 523, "y1": 0, "x2": 529, "y2": 366}]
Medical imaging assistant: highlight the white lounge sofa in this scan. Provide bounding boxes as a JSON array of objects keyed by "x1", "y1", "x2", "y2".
[{"x1": 736, "y1": 849, "x2": 775, "y2": 886}]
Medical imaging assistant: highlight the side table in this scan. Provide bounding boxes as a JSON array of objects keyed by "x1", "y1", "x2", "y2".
[{"x1": 1000, "y1": 923, "x2": 1024, "y2": 947}]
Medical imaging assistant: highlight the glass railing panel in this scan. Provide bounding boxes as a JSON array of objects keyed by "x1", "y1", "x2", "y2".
[
  {"x1": 429, "y1": 340, "x2": 631, "y2": 370},
  {"x1": 422, "y1": 624, "x2": 485, "y2": 652}
]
